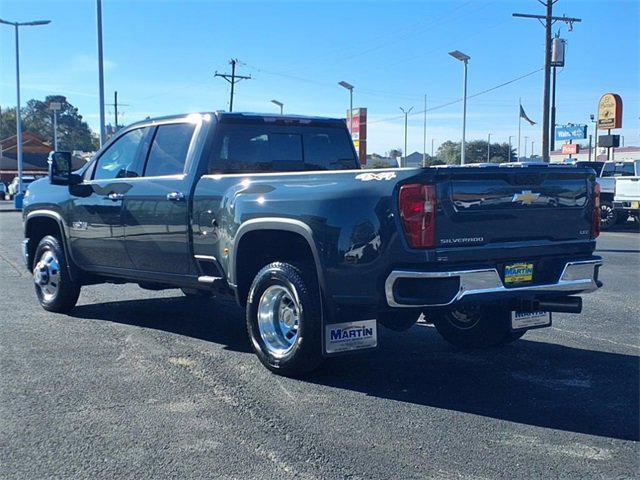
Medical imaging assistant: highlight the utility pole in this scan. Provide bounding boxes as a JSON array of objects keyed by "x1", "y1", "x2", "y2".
[
  {"x1": 400, "y1": 106, "x2": 413, "y2": 167},
  {"x1": 513, "y1": 4, "x2": 581, "y2": 162},
  {"x1": 524, "y1": 136, "x2": 529, "y2": 158},
  {"x1": 531, "y1": 140, "x2": 535, "y2": 158},
  {"x1": 422, "y1": 94, "x2": 427, "y2": 167},
  {"x1": 106, "y1": 91, "x2": 129, "y2": 131},
  {"x1": 215, "y1": 59, "x2": 251, "y2": 112},
  {"x1": 431, "y1": 138, "x2": 435, "y2": 157},
  {"x1": 487, "y1": 133, "x2": 492, "y2": 161}
]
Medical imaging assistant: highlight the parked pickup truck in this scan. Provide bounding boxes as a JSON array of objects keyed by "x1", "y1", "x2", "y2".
[
  {"x1": 22, "y1": 112, "x2": 603, "y2": 376},
  {"x1": 613, "y1": 160, "x2": 640, "y2": 222},
  {"x1": 575, "y1": 160, "x2": 639, "y2": 229}
]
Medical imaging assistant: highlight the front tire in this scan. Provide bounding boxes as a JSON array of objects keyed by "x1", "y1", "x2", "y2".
[
  {"x1": 431, "y1": 306, "x2": 520, "y2": 349},
  {"x1": 246, "y1": 262, "x2": 323, "y2": 376},
  {"x1": 33, "y1": 235, "x2": 81, "y2": 313}
]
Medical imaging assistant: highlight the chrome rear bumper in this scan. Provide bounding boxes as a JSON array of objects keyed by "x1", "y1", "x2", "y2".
[{"x1": 385, "y1": 259, "x2": 602, "y2": 308}]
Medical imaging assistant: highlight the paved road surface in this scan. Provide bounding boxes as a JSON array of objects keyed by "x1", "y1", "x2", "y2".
[{"x1": 1, "y1": 207, "x2": 638, "y2": 479}]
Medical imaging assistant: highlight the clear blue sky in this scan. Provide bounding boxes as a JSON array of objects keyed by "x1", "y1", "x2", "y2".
[{"x1": 1, "y1": 0, "x2": 638, "y2": 155}]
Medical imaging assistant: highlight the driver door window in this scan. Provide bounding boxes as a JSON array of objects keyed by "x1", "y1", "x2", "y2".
[{"x1": 93, "y1": 127, "x2": 149, "y2": 180}]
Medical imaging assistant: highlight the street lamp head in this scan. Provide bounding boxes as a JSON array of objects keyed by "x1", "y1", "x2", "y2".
[
  {"x1": 449, "y1": 50, "x2": 470, "y2": 62},
  {"x1": 0, "y1": 18, "x2": 51, "y2": 27},
  {"x1": 338, "y1": 81, "x2": 354, "y2": 91},
  {"x1": 270, "y1": 99, "x2": 283, "y2": 108},
  {"x1": 21, "y1": 20, "x2": 51, "y2": 26},
  {"x1": 399, "y1": 106, "x2": 414, "y2": 114}
]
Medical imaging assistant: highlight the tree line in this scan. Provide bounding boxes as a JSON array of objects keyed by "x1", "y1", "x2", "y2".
[{"x1": 0, "y1": 95, "x2": 98, "y2": 152}]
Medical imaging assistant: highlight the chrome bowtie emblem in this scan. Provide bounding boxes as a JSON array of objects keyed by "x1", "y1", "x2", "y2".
[{"x1": 512, "y1": 190, "x2": 540, "y2": 205}]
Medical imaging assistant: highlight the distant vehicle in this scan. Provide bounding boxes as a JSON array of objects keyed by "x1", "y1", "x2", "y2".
[
  {"x1": 0, "y1": 182, "x2": 6, "y2": 199},
  {"x1": 22, "y1": 112, "x2": 602, "y2": 376},
  {"x1": 613, "y1": 160, "x2": 640, "y2": 223},
  {"x1": 574, "y1": 160, "x2": 639, "y2": 229},
  {"x1": 7, "y1": 176, "x2": 36, "y2": 199}
]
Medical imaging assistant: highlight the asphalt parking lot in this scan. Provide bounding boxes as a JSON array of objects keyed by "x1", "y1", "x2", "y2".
[{"x1": 1, "y1": 205, "x2": 638, "y2": 479}]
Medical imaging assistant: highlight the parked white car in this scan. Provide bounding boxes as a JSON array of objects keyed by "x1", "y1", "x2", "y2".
[{"x1": 7, "y1": 176, "x2": 36, "y2": 199}]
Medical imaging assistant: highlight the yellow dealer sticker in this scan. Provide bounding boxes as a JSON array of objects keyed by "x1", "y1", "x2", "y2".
[{"x1": 504, "y1": 262, "x2": 534, "y2": 284}]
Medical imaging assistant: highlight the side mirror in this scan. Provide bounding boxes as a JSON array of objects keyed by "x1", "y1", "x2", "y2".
[{"x1": 48, "y1": 151, "x2": 72, "y2": 185}]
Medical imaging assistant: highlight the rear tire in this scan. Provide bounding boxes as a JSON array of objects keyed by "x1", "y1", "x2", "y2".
[
  {"x1": 246, "y1": 262, "x2": 323, "y2": 376},
  {"x1": 432, "y1": 306, "x2": 516, "y2": 349},
  {"x1": 33, "y1": 235, "x2": 81, "y2": 313}
]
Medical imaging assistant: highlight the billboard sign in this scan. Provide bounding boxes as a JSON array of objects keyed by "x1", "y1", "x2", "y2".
[
  {"x1": 555, "y1": 124, "x2": 587, "y2": 141},
  {"x1": 597, "y1": 93, "x2": 623, "y2": 130}
]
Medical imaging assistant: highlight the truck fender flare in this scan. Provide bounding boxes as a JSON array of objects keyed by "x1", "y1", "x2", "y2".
[
  {"x1": 25, "y1": 209, "x2": 77, "y2": 280},
  {"x1": 230, "y1": 217, "x2": 325, "y2": 292}
]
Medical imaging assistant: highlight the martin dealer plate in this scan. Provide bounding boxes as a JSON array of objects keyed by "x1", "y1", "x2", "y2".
[
  {"x1": 325, "y1": 320, "x2": 377, "y2": 354},
  {"x1": 504, "y1": 262, "x2": 534, "y2": 284},
  {"x1": 511, "y1": 311, "x2": 551, "y2": 330}
]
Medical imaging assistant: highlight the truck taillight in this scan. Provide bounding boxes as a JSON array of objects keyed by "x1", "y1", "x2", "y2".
[
  {"x1": 399, "y1": 183, "x2": 436, "y2": 248},
  {"x1": 591, "y1": 182, "x2": 601, "y2": 239}
]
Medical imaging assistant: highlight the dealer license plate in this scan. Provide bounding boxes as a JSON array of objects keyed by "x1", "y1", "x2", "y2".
[
  {"x1": 325, "y1": 319, "x2": 377, "y2": 354},
  {"x1": 511, "y1": 311, "x2": 551, "y2": 330},
  {"x1": 504, "y1": 262, "x2": 534, "y2": 284}
]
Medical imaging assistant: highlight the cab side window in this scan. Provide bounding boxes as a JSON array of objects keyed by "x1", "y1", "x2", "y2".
[
  {"x1": 93, "y1": 127, "x2": 148, "y2": 180},
  {"x1": 144, "y1": 123, "x2": 196, "y2": 177}
]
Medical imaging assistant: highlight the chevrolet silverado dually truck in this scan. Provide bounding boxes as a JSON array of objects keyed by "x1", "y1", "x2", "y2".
[{"x1": 22, "y1": 112, "x2": 603, "y2": 376}]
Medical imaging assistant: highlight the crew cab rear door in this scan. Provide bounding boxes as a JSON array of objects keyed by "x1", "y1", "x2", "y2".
[{"x1": 121, "y1": 119, "x2": 200, "y2": 275}]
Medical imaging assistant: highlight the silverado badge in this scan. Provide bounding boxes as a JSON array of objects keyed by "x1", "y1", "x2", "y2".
[{"x1": 511, "y1": 190, "x2": 540, "y2": 205}]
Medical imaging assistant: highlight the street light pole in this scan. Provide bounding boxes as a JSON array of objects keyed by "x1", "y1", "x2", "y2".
[
  {"x1": 487, "y1": 133, "x2": 492, "y2": 162},
  {"x1": 0, "y1": 17, "x2": 51, "y2": 208},
  {"x1": 524, "y1": 136, "x2": 529, "y2": 158},
  {"x1": 508, "y1": 135, "x2": 513, "y2": 162},
  {"x1": 338, "y1": 81, "x2": 354, "y2": 137},
  {"x1": 400, "y1": 107, "x2": 413, "y2": 168},
  {"x1": 449, "y1": 50, "x2": 470, "y2": 165},
  {"x1": 96, "y1": 0, "x2": 106, "y2": 147},
  {"x1": 270, "y1": 99, "x2": 284, "y2": 115},
  {"x1": 531, "y1": 140, "x2": 535, "y2": 158},
  {"x1": 422, "y1": 94, "x2": 427, "y2": 167}
]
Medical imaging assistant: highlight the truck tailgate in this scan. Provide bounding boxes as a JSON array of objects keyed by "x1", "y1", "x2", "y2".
[
  {"x1": 614, "y1": 177, "x2": 640, "y2": 201},
  {"x1": 431, "y1": 167, "x2": 594, "y2": 246}
]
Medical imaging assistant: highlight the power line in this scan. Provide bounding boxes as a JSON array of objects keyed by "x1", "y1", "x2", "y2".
[
  {"x1": 368, "y1": 67, "x2": 543, "y2": 124},
  {"x1": 214, "y1": 58, "x2": 251, "y2": 112}
]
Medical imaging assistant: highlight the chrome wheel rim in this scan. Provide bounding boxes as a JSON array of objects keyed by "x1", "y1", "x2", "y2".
[
  {"x1": 600, "y1": 204, "x2": 615, "y2": 228},
  {"x1": 33, "y1": 250, "x2": 61, "y2": 302},
  {"x1": 257, "y1": 285, "x2": 301, "y2": 358}
]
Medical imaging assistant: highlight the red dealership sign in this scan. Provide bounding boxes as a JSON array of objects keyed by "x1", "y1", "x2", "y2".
[
  {"x1": 347, "y1": 108, "x2": 367, "y2": 165},
  {"x1": 561, "y1": 143, "x2": 579, "y2": 155}
]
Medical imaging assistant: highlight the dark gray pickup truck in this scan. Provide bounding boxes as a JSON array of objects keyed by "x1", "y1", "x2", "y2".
[{"x1": 22, "y1": 112, "x2": 603, "y2": 375}]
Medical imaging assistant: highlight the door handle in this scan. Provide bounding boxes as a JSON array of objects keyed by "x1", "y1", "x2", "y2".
[
  {"x1": 166, "y1": 191, "x2": 185, "y2": 202},
  {"x1": 106, "y1": 192, "x2": 124, "y2": 201}
]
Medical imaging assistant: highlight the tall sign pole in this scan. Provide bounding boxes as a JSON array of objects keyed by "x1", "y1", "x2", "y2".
[{"x1": 513, "y1": 6, "x2": 581, "y2": 162}]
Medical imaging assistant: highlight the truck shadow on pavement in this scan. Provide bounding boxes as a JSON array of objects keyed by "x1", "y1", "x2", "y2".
[{"x1": 71, "y1": 297, "x2": 639, "y2": 442}]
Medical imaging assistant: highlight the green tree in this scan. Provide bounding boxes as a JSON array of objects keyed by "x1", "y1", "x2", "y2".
[
  {"x1": 1, "y1": 95, "x2": 98, "y2": 151},
  {"x1": 437, "y1": 140, "x2": 515, "y2": 164}
]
